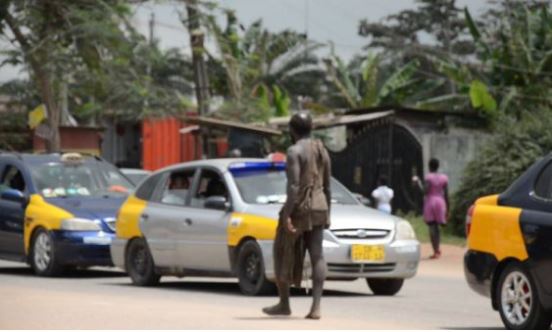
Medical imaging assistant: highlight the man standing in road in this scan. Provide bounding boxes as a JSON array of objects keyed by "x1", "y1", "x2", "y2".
[{"x1": 262, "y1": 111, "x2": 332, "y2": 320}]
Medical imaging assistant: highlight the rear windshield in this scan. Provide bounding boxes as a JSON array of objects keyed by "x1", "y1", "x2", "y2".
[{"x1": 232, "y1": 169, "x2": 358, "y2": 205}]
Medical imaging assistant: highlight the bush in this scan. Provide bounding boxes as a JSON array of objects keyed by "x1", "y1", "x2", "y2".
[{"x1": 450, "y1": 114, "x2": 552, "y2": 235}]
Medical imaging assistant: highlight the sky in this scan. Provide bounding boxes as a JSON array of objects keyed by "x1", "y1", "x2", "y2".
[{"x1": 0, "y1": 0, "x2": 490, "y2": 83}]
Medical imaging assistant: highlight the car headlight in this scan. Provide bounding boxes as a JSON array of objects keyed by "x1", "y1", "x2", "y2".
[
  {"x1": 60, "y1": 218, "x2": 101, "y2": 231},
  {"x1": 395, "y1": 219, "x2": 416, "y2": 241}
]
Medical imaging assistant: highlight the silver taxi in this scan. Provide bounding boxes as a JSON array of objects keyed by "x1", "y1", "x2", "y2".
[{"x1": 111, "y1": 159, "x2": 420, "y2": 295}]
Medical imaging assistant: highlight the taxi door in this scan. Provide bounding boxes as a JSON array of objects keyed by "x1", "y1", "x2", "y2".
[
  {"x1": 521, "y1": 160, "x2": 552, "y2": 295},
  {"x1": 0, "y1": 162, "x2": 28, "y2": 259},
  {"x1": 177, "y1": 168, "x2": 231, "y2": 272},
  {"x1": 141, "y1": 168, "x2": 197, "y2": 267}
]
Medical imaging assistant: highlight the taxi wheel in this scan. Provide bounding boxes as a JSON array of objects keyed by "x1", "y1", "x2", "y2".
[
  {"x1": 496, "y1": 262, "x2": 552, "y2": 330},
  {"x1": 30, "y1": 229, "x2": 63, "y2": 277},
  {"x1": 126, "y1": 238, "x2": 160, "y2": 287},
  {"x1": 237, "y1": 240, "x2": 275, "y2": 296},
  {"x1": 366, "y1": 278, "x2": 404, "y2": 296}
]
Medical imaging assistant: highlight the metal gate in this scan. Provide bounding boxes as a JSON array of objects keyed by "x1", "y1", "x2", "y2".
[{"x1": 330, "y1": 121, "x2": 423, "y2": 214}]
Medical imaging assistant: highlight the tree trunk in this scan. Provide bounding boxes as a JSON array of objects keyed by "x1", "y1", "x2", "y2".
[{"x1": 4, "y1": 11, "x2": 61, "y2": 152}]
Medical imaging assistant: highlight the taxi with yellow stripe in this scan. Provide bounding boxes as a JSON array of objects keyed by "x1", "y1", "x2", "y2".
[
  {"x1": 465, "y1": 156, "x2": 552, "y2": 329},
  {"x1": 0, "y1": 152, "x2": 134, "y2": 276},
  {"x1": 111, "y1": 159, "x2": 420, "y2": 296}
]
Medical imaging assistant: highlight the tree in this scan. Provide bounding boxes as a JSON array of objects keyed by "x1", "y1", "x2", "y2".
[
  {"x1": 323, "y1": 50, "x2": 443, "y2": 109},
  {"x1": 202, "y1": 9, "x2": 324, "y2": 122},
  {"x1": 358, "y1": 0, "x2": 474, "y2": 96}
]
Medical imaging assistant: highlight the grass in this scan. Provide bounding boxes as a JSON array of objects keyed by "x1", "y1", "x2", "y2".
[{"x1": 398, "y1": 212, "x2": 466, "y2": 247}]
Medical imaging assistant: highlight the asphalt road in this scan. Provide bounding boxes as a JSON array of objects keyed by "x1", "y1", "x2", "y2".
[{"x1": 0, "y1": 244, "x2": 504, "y2": 329}]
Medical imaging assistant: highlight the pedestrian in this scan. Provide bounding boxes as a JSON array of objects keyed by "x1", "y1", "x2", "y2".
[
  {"x1": 262, "y1": 111, "x2": 331, "y2": 320},
  {"x1": 412, "y1": 158, "x2": 449, "y2": 259},
  {"x1": 371, "y1": 176, "x2": 393, "y2": 214}
]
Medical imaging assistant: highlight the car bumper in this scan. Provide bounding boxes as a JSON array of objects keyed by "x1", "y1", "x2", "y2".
[
  {"x1": 51, "y1": 230, "x2": 114, "y2": 266},
  {"x1": 260, "y1": 234, "x2": 420, "y2": 281},
  {"x1": 463, "y1": 250, "x2": 497, "y2": 298},
  {"x1": 110, "y1": 238, "x2": 128, "y2": 270}
]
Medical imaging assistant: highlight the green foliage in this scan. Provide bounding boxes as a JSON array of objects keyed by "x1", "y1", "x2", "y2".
[
  {"x1": 469, "y1": 80, "x2": 497, "y2": 117},
  {"x1": 204, "y1": 9, "x2": 321, "y2": 122},
  {"x1": 450, "y1": 113, "x2": 552, "y2": 235}
]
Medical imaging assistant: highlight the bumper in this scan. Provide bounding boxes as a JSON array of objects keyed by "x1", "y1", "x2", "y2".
[
  {"x1": 110, "y1": 238, "x2": 128, "y2": 270},
  {"x1": 463, "y1": 250, "x2": 497, "y2": 298},
  {"x1": 51, "y1": 230, "x2": 115, "y2": 267},
  {"x1": 260, "y1": 234, "x2": 420, "y2": 281}
]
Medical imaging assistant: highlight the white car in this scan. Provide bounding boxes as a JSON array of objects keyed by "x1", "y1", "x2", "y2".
[{"x1": 111, "y1": 159, "x2": 420, "y2": 295}]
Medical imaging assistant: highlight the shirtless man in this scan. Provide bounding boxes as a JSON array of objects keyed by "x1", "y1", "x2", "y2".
[{"x1": 262, "y1": 111, "x2": 332, "y2": 319}]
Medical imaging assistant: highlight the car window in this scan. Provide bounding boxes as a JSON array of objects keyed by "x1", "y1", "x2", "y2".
[
  {"x1": 534, "y1": 161, "x2": 552, "y2": 199},
  {"x1": 135, "y1": 172, "x2": 164, "y2": 201},
  {"x1": 158, "y1": 169, "x2": 195, "y2": 206},
  {"x1": 191, "y1": 169, "x2": 228, "y2": 209},
  {"x1": 0, "y1": 164, "x2": 26, "y2": 193}
]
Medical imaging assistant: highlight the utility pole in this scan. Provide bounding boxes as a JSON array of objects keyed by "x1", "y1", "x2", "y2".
[{"x1": 185, "y1": 0, "x2": 210, "y2": 158}]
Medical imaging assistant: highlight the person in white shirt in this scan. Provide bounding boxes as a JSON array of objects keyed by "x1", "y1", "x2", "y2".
[{"x1": 371, "y1": 176, "x2": 394, "y2": 214}]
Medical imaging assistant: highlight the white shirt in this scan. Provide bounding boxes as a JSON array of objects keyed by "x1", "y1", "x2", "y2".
[{"x1": 371, "y1": 185, "x2": 394, "y2": 214}]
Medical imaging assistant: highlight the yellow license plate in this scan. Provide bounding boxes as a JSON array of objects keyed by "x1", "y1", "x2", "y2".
[{"x1": 351, "y1": 244, "x2": 385, "y2": 262}]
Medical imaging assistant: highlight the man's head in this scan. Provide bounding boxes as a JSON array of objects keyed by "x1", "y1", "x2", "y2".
[
  {"x1": 378, "y1": 176, "x2": 388, "y2": 187},
  {"x1": 289, "y1": 111, "x2": 313, "y2": 142}
]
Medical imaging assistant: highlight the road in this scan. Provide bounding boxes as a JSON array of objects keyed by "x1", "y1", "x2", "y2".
[{"x1": 0, "y1": 244, "x2": 503, "y2": 329}]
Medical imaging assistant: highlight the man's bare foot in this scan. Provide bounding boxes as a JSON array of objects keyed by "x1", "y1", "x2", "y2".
[
  {"x1": 262, "y1": 303, "x2": 291, "y2": 316},
  {"x1": 305, "y1": 309, "x2": 321, "y2": 320}
]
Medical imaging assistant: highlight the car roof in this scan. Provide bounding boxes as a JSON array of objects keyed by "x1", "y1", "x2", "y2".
[
  {"x1": 0, "y1": 153, "x2": 100, "y2": 166},
  {"x1": 155, "y1": 158, "x2": 276, "y2": 174},
  {"x1": 120, "y1": 168, "x2": 151, "y2": 174}
]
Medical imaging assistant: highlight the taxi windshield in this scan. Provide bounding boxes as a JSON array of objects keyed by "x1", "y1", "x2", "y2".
[
  {"x1": 30, "y1": 160, "x2": 134, "y2": 198},
  {"x1": 232, "y1": 169, "x2": 358, "y2": 205}
]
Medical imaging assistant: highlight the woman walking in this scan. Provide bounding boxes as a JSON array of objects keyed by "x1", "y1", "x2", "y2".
[{"x1": 413, "y1": 158, "x2": 449, "y2": 259}]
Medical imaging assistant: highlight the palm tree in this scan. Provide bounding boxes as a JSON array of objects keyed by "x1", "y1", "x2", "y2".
[{"x1": 204, "y1": 10, "x2": 325, "y2": 122}]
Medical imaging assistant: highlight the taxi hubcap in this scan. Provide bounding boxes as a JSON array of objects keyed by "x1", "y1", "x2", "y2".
[
  {"x1": 501, "y1": 271, "x2": 532, "y2": 326},
  {"x1": 34, "y1": 233, "x2": 51, "y2": 271},
  {"x1": 245, "y1": 253, "x2": 260, "y2": 282},
  {"x1": 133, "y1": 246, "x2": 147, "y2": 275}
]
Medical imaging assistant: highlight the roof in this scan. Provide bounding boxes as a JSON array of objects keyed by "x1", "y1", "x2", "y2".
[
  {"x1": 182, "y1": 116, "x2": 282, "y2": 136},
  {"x1": 267, "y1": 110, "x2": 394, "y2": 129}
]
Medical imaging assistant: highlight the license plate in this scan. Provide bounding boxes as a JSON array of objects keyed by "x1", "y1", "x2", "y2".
[
  {"x1": 351, "y1": 244, "x2": 385, "y2": 262},
  {"x1": 83, "y1": 237, "x2": 112, "y2": 245}
]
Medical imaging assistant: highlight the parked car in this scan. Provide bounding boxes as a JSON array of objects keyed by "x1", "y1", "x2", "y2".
[
  {"x1": 120, "y1": 168, "x2": 151, "y2": 186},
  {"x1": 111, "y1": 159, "x2": 420, "y2": 295},
  {"x1": 0, "y1": 152, "x2": 134, "y2": 276},
  {"x1": 465, "y1": 154, "x2": 552, "y2": 329}
]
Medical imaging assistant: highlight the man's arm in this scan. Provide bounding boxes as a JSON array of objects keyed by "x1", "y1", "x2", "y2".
[
  {"x1": 280, "y1": 146, "x2": 300, "y2": 223},
  {"x1": 323, "y1": 148, "x2": 332, "y2": 225}
]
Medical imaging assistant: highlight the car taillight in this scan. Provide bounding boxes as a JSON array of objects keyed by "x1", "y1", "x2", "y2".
[{"x1": 465, "y1": 204, "x2": 475, "y2": 237}]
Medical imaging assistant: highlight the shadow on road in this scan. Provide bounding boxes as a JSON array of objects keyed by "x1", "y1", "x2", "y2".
[
  {"x1": 443, "y1": 327, "x2": 503, "y2": 330},
  {"x1": 0, "y1": 266, "x2": 126, "y2": 279},
  {"x1": 105, "y1": 280, "x2": 370, "y2": 297},
  {"x1": 234, "y1": 316, "x2": 304, "y2": 321}
]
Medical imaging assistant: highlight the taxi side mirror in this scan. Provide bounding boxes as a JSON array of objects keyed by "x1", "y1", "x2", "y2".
[
  {"x1": 1, "y1": 189, "x2": 28, "y2": 206},
  {"x1": 205, "y1": 196, "x2": 230, "y2": 211}
]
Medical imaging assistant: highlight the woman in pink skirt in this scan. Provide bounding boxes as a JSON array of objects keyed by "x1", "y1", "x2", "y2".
[{"x1": 413, "y1": 158, "x2": 449, "y2": 259}]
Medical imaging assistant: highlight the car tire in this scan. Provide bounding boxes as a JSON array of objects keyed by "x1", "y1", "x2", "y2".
[
  {"x1": 30, "y1": 228, "x2": 64, "y2": 277},
  {"x1": 125, "y1": 238, "x2": 160, "y2": 287},
  {"x1": 496, "y1": 262, "x2": 551, "y2": 330},
  {"x1": 237, "y1": 240, "x2": 275, "y2": 296},
  {"x1": 366, "y1": 278, "x2": 404, "y2": 296}
]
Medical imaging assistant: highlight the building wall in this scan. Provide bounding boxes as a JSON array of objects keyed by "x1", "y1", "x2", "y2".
[{"x1": 409, "y1": 125, "x2": 491, "y2": 193}]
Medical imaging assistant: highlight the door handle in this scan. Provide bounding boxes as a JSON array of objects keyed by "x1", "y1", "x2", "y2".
[
  {"x1": 184, "y1": 218, "x2": 193, "y2": 226},
  {"x1": 140, "y1": 214, "x2": 149, "y2": 222}
]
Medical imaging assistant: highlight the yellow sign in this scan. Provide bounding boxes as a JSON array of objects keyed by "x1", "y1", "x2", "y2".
[
  {"x1": 351, "y1": 244, "x2": 385, "y2": 262},
  {"x1": 28, "y1": 104, "x2": 47, "y2": 129}
]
